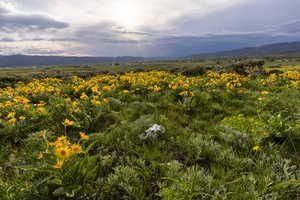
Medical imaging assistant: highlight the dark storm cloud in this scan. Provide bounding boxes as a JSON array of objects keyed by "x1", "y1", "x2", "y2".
[
  {"x1": 0, "y1": 14, "x2": 69, "y2": 31},
  {"x1": 0, "y1": 5, "x2": 68, "y2": 32},
  {"x1": 175, "y1": 0, "x2": 300, "y2": 35}
]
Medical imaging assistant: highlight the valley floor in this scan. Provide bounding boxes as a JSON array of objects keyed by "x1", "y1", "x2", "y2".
[{"x1": 0, "y1": 69, "x2": 300, "y2": 199}]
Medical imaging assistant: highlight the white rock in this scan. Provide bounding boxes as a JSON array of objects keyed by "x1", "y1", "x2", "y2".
[{"x1": 139, "y1": 124, "x2": 165, "y2": 140}]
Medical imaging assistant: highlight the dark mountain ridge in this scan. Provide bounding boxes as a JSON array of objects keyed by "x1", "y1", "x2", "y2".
[
  {"x1": 0, "y1": 55, "x2": 147, "y2": 68},
  {"x1": 191, "y1": 41, "x2": 300, "y2": 58},
  {"x1": 1, "y1": 41, "x2": 300, "y2": 68}
]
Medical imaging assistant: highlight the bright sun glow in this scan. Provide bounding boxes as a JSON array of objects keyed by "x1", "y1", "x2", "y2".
[{"x1": 111, "y1": 2, "x2": 143, "y2": 29}]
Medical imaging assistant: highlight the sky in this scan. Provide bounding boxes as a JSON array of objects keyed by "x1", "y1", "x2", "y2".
[{"x1": 0, "y1": 0, "x2": 300, "y2": 57}]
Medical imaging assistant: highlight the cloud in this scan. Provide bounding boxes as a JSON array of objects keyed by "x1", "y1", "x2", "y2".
[
  {"x1": 0, "y1": 14, "x2": 69, "y2": 32},
  {"x1": 276, "y1": 21, "x2": 300, "y2": 34},
  {"x1": 1, "y1": 0, "x2": 300, "y2": 57},
  {"x1": 0, "y1": 37, "x2": 15, "y2": 42},
  {"x1": 72, "y1": 22, "x2": 151, "y2": 45},
  {"x1": 174, "y1": 0, "x2": 300, "y2": 35},
  {"x1": 0, "y1": 6, "x2": 9, "y2": 14},
  {"x1": 24, "y1": 48, "x2": 65, "y2": 55}
]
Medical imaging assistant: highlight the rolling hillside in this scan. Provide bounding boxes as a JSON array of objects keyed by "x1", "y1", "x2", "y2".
[{"x1": 191, "y1": 41, "x2": 300, "y2": 58}]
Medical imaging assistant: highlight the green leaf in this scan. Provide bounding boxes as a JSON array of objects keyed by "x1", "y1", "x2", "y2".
[
  {"x1": 85, "y1": 141, "x2": 96, "y2": 153},
  {"x1": 53, "y1": 185, "x2": 82, "y2": 197},
  {"x1": 272, "y1": 181, "x2": 300, "y2": 191},
  {"x1": 46, "y1": 178, "x2": 63, "y2": 186},
  {"x1": 34, "y1": 175, "x2": 55, "y2": 188}
]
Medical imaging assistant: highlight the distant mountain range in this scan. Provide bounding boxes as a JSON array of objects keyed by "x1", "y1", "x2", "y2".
[
  {"x1": 1, "y1": 41, "x2": 300, "y2": 68},
  {"x1": 191, "y1": 41, "x2": 300, "y2": 58},
  {"x1": 0, "y1": 55, "x2": 147, "y2": 68}
]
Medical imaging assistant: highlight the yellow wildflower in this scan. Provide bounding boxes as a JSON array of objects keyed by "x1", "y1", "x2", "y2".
[
  {"x1": 38, "y1": 130, "x2": 46, "y2": 138},
  {"x1": 55, "y1": 146, "x2": 71, "y2": 159},
  {"x1": 57, "y1": 136, "x2": 68, "y2": 141},
  {"x1": 64, "y1": 98, "x2": 71, "y2": 102},
  {"x1": 260, "y1": 91, "x2": 269, "y2": 95},
  {"x1": 171, "y1": 85, "x2": 178, "y2": 90},
  {"x1": 252, "y1": 146, "x2": 262, "y2": 151},
  {"x1": 148, "y1": 85, "x2": 161, "y2": 92},
  {"x1": 53, "y1": 159, "x2": 64, "y2": 169},
  {"x1": 13, "y1": 96, "x2": 30, "y2": 104},
  {"x1": 23, "y1": 104, "x2": 30, "y2": 109},
  {"x1": 153, "y1": 85, "x2": 161, "y2": 92},
  {"x1": 36, "y1": 107, "x2": 45, "y2": 113},
  {"x1": 91, "y1": 99, "x2": 101, "y2": 105},
  {"x1": 79, "y1": 132, "x2": 89, "y2": 140},
  {"x1": 182, "y1": 84, "x2": 189, "y2": 89},
  {"x1": 80, "y1": 92, "x2": 88, "y2": 100},
  {"x1": 103, "y1": 85, "x2": 112, "y2": 91},
  {"x1": 19, "y1": 116, "x2": 26, "y2": 120},
  {"x1": 8, "y1": 118, "x2": 16, "y2": 124},
  {"x1": 91, "y1": 86, "x2": 99, "y2": 93},
  {"x1": 72, "y1": 101, "x2": 80, "y2": 107},
  {"x1": 37, "y1": 101, "x2": 46, "y2": 107},
  {"x1": 49, "y1": 141, "x2": 61, "y2": 147},
  {"x1": 179, "y1": 91, "x2": 194, "y2": 96},
  {"x1": 290, "y1": 80, "x2": 299, "y2": 87},
  {"x1": 6, "y1": 112, "x2": 16, "y2": 119},
  {"x1": 257, "y1": 97, "x2": 267, "y2": 101},
  {"x1": 36, "y1": 154, "x2": 43, "y2": 159},
  {"x1": 63, "y1": 119, "x2": 75, "y2": 126},
  {"x1": 54, "y1": 136, "x2": 70, "y2": 146},
  {"x1": 71, "y1": 144, "x2": 82, "y2": 154}
]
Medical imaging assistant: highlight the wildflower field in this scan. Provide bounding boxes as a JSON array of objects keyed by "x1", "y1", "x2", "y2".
[{"x1": 0, "y1": 69, "x2": 300, "y2": 199}]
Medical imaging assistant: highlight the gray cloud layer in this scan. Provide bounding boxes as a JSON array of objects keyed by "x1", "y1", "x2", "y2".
[
  {"x1": 0, "y1": 6, "x2": 9, "y2": 14},
  {"x1": 0, "y1": 7, "x2": 68, "y2": 32}
]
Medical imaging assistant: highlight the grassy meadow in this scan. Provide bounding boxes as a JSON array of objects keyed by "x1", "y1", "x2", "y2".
[{"x1": 0, "y1": 61, "x2": 300, "y2": 199}]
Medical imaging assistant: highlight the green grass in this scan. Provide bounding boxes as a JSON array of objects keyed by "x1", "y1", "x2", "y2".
[
  {"x1": 0, "y1": 65, "x2": 300, "y2": 199},
  {"x1": 1, "y1": 57, "x2": 300, "y2": 78},
  {"x1": 0, "y1": 61, "x2": 214, "y2": 77}
]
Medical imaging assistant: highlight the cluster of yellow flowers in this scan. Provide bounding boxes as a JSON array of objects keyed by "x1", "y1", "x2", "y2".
[
  {"x1": 257, "y1": 90, "x2": 269, "y2": 101},
  {"x1": 205, "y1": 71, "x2": 249, "y2": 88},
  {"x1": 280, "y1": 70, "x2": 300, "y2": 80},
  {"x1": 0, "y1": 111, "x2": 26, "y2": 125},
  {"x1": 47, "y1": 132, "x2": 89, "y2": 168},
  {"x1": 279, "y1": 71, "x2": 300, "y2": 87},
  {"x1": 178, "y1": 91, "x2": 195, "y2": 97},
  {"x1": 62, "y1": 71, "x2": 205, "y2": 100},
  {"x1": 261, "y1": 71, "x2": 300, "y2": 87},
  {"x1": 62, "y1": 119, "x2": 75, "y2": 126},
  {"x1": 1, "y1": 70, "x2": 300, "y2": 129},
  {"x1": 261, "y1": 74, "x2": 277, "y2": 86},
  {"x1": 0, "y1": 71, "x2": 251, "y2": 115}
]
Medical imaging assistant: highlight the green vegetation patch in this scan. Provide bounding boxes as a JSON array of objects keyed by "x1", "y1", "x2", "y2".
[{"x1": 0, "y1": 70, "x2": 300, "y2": 200}]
